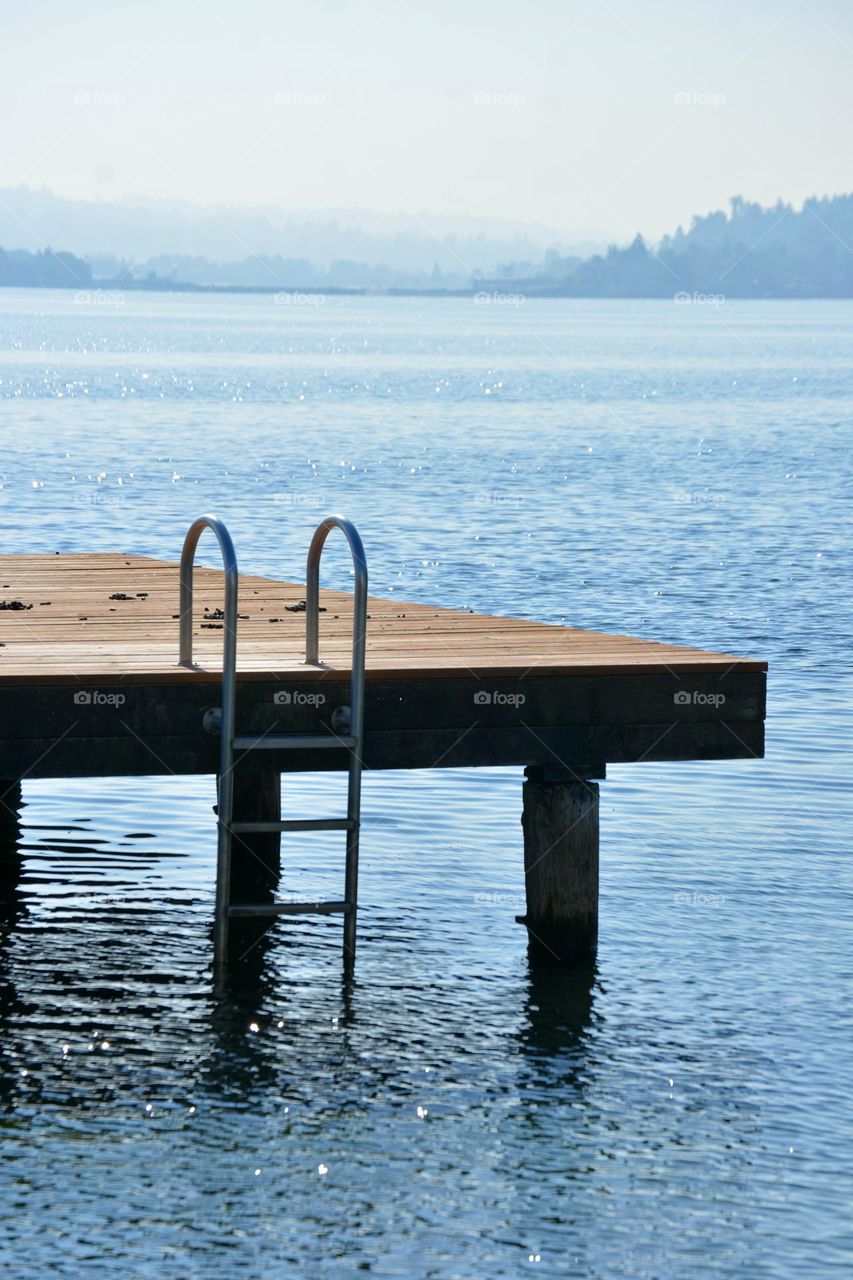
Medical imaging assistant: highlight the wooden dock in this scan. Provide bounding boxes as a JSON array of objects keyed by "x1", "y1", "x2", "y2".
[{"x1": 0, "y1": 550, "x2": 767, "y2": 963}]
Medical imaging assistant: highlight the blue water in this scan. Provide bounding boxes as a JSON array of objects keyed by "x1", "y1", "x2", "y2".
[{"x1": 0, "y1": 290, "x2": 851, "y2": 1279}]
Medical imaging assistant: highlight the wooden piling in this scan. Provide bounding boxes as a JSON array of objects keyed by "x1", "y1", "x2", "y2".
[
  {"x1": 520, "y1": 765, "x2": 601, "y2": 964},
  {"x1": 212, "y1": 757, "x2": 281, "y2": 977},
  {"x1": 215, "y1": 760, "x2": 282, "y2": 968},
  {"x1": 0, "y1": 781, "x2": 21, "y2": 841},
  {"x1": 0, "y1": 780, "x2": 23, "y2": 918},
  {"x1": 227, "y1": 760, "x2": 282, "y2": 905},
  {"x1": 205, "y1": 762, "x2": 281, "y2": 991}
]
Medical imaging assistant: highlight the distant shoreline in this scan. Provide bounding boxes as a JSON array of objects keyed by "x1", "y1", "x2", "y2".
[
  {"x1": 2, "y1": 279, "x2": 852, "y2": 301},
  {"x1": 0, "y1": 278, "x2": 471, "y2": 299}
]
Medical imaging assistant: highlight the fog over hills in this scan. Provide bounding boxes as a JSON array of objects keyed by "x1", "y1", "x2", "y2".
[{"x1": 0, "y1": 186, "x2": 605, "y2": 286}]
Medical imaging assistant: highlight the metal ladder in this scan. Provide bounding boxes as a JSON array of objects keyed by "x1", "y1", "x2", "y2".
[{"x1": 179, "y1": 514, "x2": 368, "y2": 970}]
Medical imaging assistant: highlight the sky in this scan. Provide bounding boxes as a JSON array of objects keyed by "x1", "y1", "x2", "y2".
[{"x1": 1, "y1": 0, "x2": 852, "y2": 243}]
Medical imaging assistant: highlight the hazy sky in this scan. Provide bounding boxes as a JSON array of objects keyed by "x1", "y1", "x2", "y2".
[{"x1": 2, "y1": 0, "x2": 852, "y2": 241}]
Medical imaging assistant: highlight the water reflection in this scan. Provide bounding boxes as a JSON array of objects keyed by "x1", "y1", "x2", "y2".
[
  {"x1": 519, "y1": 954, "x2": 597, "y2": 1094},
  {"x1": 0, "y1": 782, "x2": 25, "y2": 1111}
]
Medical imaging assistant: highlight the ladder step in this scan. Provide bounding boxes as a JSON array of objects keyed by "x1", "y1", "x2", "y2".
[
  {"x1": 230, "y1": 818, "x2": 355, "y2": 834},
  {"x1": 228, "y1": 900, "x2": 352, "y2": 918},
  {"x1": 233, "y1": 734, "x2": 357, "y2": 751}
]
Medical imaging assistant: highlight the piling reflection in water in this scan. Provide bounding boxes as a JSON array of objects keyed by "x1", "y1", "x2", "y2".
[
  {"x1": 0, "y1": 781, "x2": 25, "y2": 1113},
  {"x1": 520, "y1": 956, "x2": 597, "y2": 1071}
]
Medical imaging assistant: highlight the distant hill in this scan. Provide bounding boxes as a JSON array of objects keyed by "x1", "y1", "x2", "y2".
[
  {"x1": 489, "y1": 194, "x2": 853, "y2": 298},
  {"x1": 0, "y1": 246, "x2": 91, "y2": 287},
  {"x1": 0, "y1": 186, "x2": 601, "y2": 289}
]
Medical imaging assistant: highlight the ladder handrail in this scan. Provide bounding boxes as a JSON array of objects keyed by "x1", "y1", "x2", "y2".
[
  {"x1": 305, "y1": 515, "x2": 368, "y2": 962},
  {"x1": 305, "y1": 515, "x2": 368, "y2": 727},
  {"x1": 179, "y1": 514, "x2": 239, "y2": 672},
  {"x1": 179, "y1": 515, "x2": 239, "y2": 970}
]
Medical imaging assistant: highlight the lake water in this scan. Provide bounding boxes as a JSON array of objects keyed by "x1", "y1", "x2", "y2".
[{"x1": 0, "y1": 289, "x2": 851, "y2": 1279}]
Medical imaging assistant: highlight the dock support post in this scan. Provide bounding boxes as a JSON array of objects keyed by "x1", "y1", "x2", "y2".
[
  {"x1": 0, "y1": 781, "x2": 21, "y2": 841},
  {"x1": 218, "y1": 761, "x2": 281, "y2": 961},
  {"x1": 520, "y1": 765, "x2": 602, "y2": 964},
  {"x1": 0, "y1": 781, "x2": 23, "y2": 918},
  {"x1": 229, "y1": 760, "x2": 281, "y2": 903}
]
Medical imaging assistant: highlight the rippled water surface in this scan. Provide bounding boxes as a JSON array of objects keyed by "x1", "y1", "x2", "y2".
[{"x1": 0, "y1": 290, "x2": 851, "y2": 1278}]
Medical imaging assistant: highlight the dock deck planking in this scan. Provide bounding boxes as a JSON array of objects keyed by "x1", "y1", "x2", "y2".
[{"x1": 0, "y1": 554, "x2": 766, "y2": 684}]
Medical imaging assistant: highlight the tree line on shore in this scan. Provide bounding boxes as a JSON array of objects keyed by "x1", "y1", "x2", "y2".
[{"x1": 486, "y1": 195, "x2": 853, "y2": 298}]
